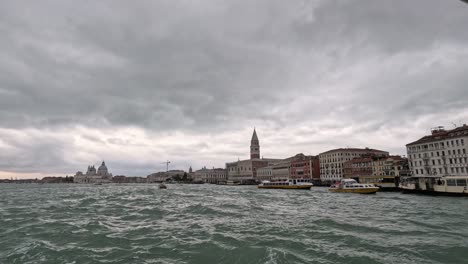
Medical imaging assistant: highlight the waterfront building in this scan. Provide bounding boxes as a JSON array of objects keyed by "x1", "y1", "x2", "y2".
[
  {"x1": 319, "y1": 148, "x2": 389, "y2": 183},
  {"x1": 256, "y1": 153, "x2": 319, "y2": 182},
  {"x1": 226, "y1": 129, "x2": 281, "y2": 184},
  {"x1": 112, "y1": 176, "x2": 147, "y2": 183},
  {"x1": 193, "y1": 167, "x2": 227, "y2": 184},
  {"x1": 372, "y1": 156, "x2": 409, "y2": 177},
  {"x1": 343, "y1": 157, "x2": 374, "y2": 179},
  {"x1": 256, "y1": 166, "x2": 273, "y2": 181},
  {"x1": 147, "y1": 170, "x2": 185, "y2": 183},
  {"x1": 406, "y1": 125, "x2": 468, "y2": 177},
  {"x1": 73, "y1": 161, "x2": 113, "y2": 184},
  {"x1": 343, "y1": 155, "x2": 409, "y2": 189},
  {"x1": 41, "y1": 176, "x2": 74, "y2": 183},
  {"x1": 256, "y1": 161, "x2": 290, "y2": 182},
  {"x1": 344, "y1": 155, "x2": 409, "y2": 179},
  {"x1": 290, "y1": 154, "x2": 320, "y2": 182}
]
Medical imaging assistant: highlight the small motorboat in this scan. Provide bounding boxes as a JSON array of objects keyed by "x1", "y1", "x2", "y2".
[
  {"x1": 159, "y1": 183, "x2": 167, "y2": 189},
  {"x1": 329, "y1": 179, "x2": 379, "y2": 194}
]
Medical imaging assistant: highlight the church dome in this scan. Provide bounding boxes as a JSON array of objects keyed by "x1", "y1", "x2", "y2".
[{"x1": 97, "y1": 161, "x2": 108, "y2": 175}]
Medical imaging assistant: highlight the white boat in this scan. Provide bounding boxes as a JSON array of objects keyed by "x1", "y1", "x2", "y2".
[
  {"x1": 433, "y1": 176, "x2": 468, "y2": 196},
  {"x1": 258, "y1": 179, "x2": 313, "y2": 190},
  {"x1": 329, "y1": 179, "x2": 379, "y2": 194},
  {"x1": 226, "y1": 180, "x2": 240, "y2": 186}
]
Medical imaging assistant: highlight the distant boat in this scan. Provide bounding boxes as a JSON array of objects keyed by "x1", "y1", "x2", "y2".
[
  {"x1": 258, "y1": 179, "x2": 313, "y2": 190},
  {"x1": 94, "y1": 183, "x2": 103, "y2": 186},
  {"x1": 226, "y1": 180, "x2": 240, "y2": 186},
  {"x1": 329, "y1": 179, "x2": 379, "y2": 194},
  {"x1": 159, "y1": 183, "x2": 167, "y2": 189}
]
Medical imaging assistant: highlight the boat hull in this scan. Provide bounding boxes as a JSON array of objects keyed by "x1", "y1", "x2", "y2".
[
  {"x1": 400, "y1": 188, "x2": 468, "y2": 197},
  {"x1": 258, "y1": 185, "x2": 312, "y2": 190},
  {"x1": 329, "y1": 188, "x2": 379, "y2": 194}
]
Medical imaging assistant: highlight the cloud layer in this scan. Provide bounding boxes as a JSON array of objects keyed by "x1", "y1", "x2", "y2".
[{"x1": 1, "y1": 0, "x2": 468, "y2": 178}]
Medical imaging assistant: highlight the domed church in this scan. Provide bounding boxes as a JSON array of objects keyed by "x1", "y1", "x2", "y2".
[
  {"x1": 74, "y1": 161, "x2": 113, "y2": 184},
  {"x1": 97, "y1": 161, "x2": 109, "y2": 176}
]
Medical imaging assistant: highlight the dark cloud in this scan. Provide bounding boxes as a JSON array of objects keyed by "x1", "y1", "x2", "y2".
[{"x1": 1, "y1": 0, "x2": 468, "y2": 177}]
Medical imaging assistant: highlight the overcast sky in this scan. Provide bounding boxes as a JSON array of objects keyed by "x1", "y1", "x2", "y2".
[{"x1": 1, "y1": 0, "x2": 468, "y2": 178}]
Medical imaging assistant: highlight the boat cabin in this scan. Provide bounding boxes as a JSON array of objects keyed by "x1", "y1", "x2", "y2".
[{"x1": 434, "y1": 176, "x2": 468, "y2": 194}]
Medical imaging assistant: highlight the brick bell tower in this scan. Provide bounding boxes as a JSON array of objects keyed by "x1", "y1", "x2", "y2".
[{"x1": 250, "y1": 128, "x2": 260, "y2": 159}]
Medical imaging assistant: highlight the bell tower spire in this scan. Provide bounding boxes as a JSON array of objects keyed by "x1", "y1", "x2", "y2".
[{"x1": 250, "y1": 128, "x2": 260, "y2": 159}]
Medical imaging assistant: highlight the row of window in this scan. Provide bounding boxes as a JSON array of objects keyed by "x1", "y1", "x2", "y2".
[
  {"x1": 321, "y1": 152, "x2": 363, "y2": 159},
  {"x1": 414, "y1": 167, "x2": 467, "y2": 175},
  {"x1": 321, "y1": 163, "x2": 343, "y2": 169},
  {"x1": 320, "y1": 170, "x2": 344, "y2": 175},
  {"x1": 228, "y1": 166, "x2": 251, "y2": 171},
  {"x1": 321, "y1": 175, "x2": 342, "y2": 179},
  {"x1": 409, "y1": 138, "x2": 466, "y2": 152},
  {"x1": 412, "y1": 157, "x2": 468, "y2": 167},
  {"x1": 410, "y1": 148, "x2": 467, "y2": 159},
  {"x1": 446, "y1": 179, "x2": 468, "y2": 186}
]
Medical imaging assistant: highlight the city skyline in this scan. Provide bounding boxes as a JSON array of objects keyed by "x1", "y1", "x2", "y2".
[{"x1": 1, "y1": 0, "x2": 468, "y2": 178}]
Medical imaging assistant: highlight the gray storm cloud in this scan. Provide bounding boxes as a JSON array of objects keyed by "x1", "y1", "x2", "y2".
[{"x1": 1, "y1": 0, "x2": 468, "y2": 177}]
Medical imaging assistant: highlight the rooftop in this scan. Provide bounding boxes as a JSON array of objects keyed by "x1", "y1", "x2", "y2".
[
  {"x1": 319, "y1": 148, "x2": 388, "y2": 155},
  {"x1": 406, "y1": 124, "x2": 468, "y2": 146}
]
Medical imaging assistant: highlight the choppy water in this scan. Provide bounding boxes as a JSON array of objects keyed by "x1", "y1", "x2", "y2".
[{"x1": 1, "y1": 184, "x2": 468, "y2": 264}]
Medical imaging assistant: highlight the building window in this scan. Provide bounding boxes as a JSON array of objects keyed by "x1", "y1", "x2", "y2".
[
  {"x1": 437, "y1": 152, "x2": 440, "y2": 156},
  {"x1": 448, "y1": 150, "x2": 451, "y2": 155}
]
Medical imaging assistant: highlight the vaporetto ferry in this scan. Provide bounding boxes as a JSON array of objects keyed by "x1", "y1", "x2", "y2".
[
  {"x1": 258, "y1": 179, "x2": 313, "y2": 190},
  {"x1": 434, "y1": 176, "x2": 468, "y2": 195},
  {"x1": 400, "y1": 176, "x2": 468, "y2": 196}
]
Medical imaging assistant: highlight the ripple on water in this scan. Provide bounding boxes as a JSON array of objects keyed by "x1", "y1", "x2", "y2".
[{"x1": 1, "y1": 184, "x2": 468, "y2": 264}]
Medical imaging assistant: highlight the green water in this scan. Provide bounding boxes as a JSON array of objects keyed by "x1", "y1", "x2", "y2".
[{"x1": 1, "y1": 184, "x2": 467, "y2": 264}]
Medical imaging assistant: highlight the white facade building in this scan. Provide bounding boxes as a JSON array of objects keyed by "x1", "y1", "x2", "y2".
[
  {"x1": 319, "y1": 148, "x2": 389, "y2": 182},
  {"x1": 193, "y1": 167, "x2": 227, "y2": 184},
  {"x1": 406, "y1": 125, "x2": 468, "y2": 177}
]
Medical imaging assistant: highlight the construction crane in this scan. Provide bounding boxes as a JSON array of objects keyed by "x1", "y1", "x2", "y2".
[{"x1": 161, "y1": 160, "x2": 171, "y2": 172}]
